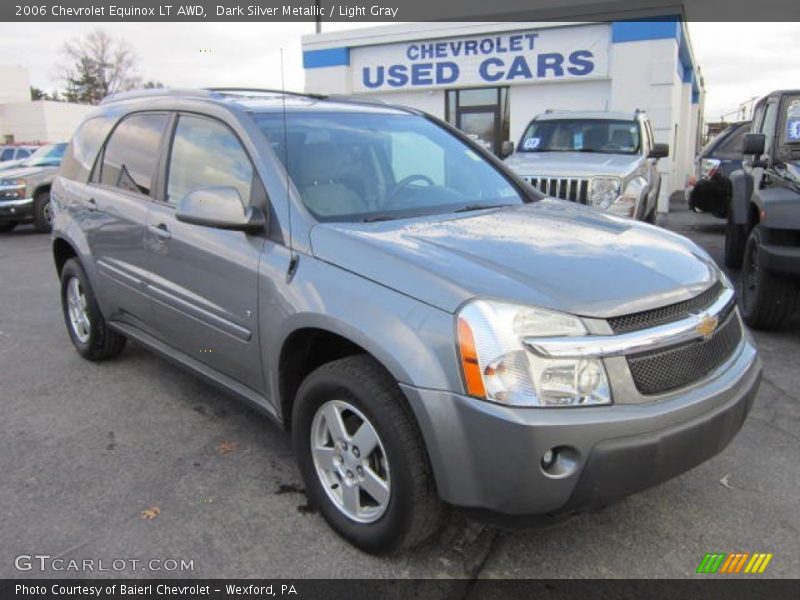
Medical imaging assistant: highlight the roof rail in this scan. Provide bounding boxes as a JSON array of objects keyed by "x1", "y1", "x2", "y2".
[
  {"x1": 100, "y1": 86, "x2": 327, "y2": 105},
  {"x1": 205, "y1": 87, "x2": 326, "y2": 99}
]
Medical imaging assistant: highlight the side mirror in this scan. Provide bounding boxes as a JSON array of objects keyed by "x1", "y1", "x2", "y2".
[
  {"x1": 742, "y1": 133, "x2": 766, "y2": 156},
  {"x1": 175, "y1": 186, "x2": 266, "y2": 232},
  {"x1": 648, "y1": 143, "x2": 670, "y2": 159},
  {"x1": 500, "y1": 140, "x2": 515, "y2": 159}
]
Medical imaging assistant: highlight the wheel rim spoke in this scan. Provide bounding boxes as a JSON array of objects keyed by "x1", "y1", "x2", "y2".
[
  {"x1": 350, "y1": 421, "x2": 379, "y2": 458},
  {"x1": 312, "y1": 445, "x2": 338, "y2": 471},
  {"x1": 321, "y1": 403, "x2": 348, "y2": 442},
  {"x1": 341, "y1": 480, "x2": 360, "y2": 514},
  {"x1": 360, "y1": 466, "x2": 390, "y2": 505}
]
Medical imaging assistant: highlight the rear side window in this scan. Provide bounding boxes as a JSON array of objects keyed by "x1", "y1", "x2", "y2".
[
  {"x1": 98, "y1": 113, "x2": 168, "y2": 196},
  {"x1": 17, "y1": 148, "x2": 30, "y2": 159},
  {"x1": 166, "y1": 114, "x2": 253, "y2": 205},
  {"x1": 60, "y1": 116, "x2": 114, "y2": 182},
  {"x1": 0, "y1": 148, "x2": 13, "y2": 161}
]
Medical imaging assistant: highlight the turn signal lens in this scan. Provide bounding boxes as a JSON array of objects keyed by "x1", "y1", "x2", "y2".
[{"x1": 457, "y1": 317, "x2": 486, "y2": 398}]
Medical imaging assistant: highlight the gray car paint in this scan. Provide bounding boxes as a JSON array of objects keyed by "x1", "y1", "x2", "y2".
[{"x1": 52, "y1": 91, "x2": 761, "y2": 517}]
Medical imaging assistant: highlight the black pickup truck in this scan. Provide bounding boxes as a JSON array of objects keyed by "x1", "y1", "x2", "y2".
[{"x1": 725, "y1": 90, "x2": 800, "y2": 330}]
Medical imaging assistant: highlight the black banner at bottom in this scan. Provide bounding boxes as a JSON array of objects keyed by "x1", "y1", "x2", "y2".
[{"x1": 2, "y1": 579, "x2": 799, "y2": 600}]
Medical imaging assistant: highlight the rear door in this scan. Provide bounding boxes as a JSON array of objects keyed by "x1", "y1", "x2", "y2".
[
  {"x1": 85, "y1": 112, "x2": 169, "y2": 331},
  {"x1": 145, "y1": 112, "x2": 265, "y2": 391}
]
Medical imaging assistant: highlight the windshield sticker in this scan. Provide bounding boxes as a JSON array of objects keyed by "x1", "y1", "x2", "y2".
[
  {"x1": 573, "y1": 132, "x2": 584, "y2": 149},
  {"x1": 523, "y1": 137, "x2": 541, "y2": 150},
  {"x1": 786, "y1": 100, "x2": 800, "y2": 142}
]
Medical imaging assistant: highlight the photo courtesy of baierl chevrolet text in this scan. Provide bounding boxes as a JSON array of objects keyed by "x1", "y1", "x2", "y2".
[{"x1": 0, "y1": 1, "x2": 798, "y2": 598}]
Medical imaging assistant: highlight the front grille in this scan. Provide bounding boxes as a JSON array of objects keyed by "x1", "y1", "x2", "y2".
[
  {"x1": 608, "y1": 281, "x2": 724, "y2": 334},
  {"x1": 522, "y1": 176, "x2": 589, "y2": 204},
  {"x1": 627, "y1": 310, "x2": 742, "y2": 395}
]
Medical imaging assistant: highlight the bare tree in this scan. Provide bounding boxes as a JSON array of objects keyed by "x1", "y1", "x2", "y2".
[{"x1": 61, "y1": 29, "x2": 141, "y2": 104}]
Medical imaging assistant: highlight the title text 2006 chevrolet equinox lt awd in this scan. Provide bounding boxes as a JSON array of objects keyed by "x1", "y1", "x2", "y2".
[{"x1": 52, "y1": 89, "x2": 762, "y2": 554}]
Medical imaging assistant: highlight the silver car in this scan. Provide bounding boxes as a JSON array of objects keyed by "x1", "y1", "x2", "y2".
[
  {"x1": 51, "y1": 89, "x2": 760, "y2": 554},
  {"x1": 504, "y1": 110, "x2": 669, "y2": 222}
]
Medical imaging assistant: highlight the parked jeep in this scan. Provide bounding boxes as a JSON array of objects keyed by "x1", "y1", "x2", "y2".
[
  {"x1": 724, "y1": 90, "x2": 800, "y2": 330},
  {"x1": 0, "y1": 143, "x2": 67, "y2": 233},
  {"x1": 503, "y1": 110, "x2": 669, "y2": 222},
  {"x1": 52, "y1": 89, "x2": 760, "y2": 554},
  {"x1": 687, "y1": 121, "x2": 750, "y2": 218}
]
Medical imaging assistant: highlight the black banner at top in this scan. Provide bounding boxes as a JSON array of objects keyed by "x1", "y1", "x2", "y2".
[{"x1": 1, "y1": 0, "x2": 799, "y2": 22}]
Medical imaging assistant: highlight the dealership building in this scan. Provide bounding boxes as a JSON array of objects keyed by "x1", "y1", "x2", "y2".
[
  {"x1": 0, "y1": 65, "x2": 90, "y2": 145},
  {"x1": 302, "y1": 19, "x2": 704, "y2": 212}
]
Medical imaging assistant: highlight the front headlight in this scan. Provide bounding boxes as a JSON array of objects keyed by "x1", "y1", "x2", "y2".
[
  {"x1": 0, "y1": 178, "x2": 27, "y2": 199},
  {"x1": 457, "y1": 300, "x2": 611, "y2": 407},
  {"x1": 0, "y1": 178, "x2": 26, "y2": 187},
  {"x1": 590, "y1": 177, "x2": 621, "y2": 209},
  {"x1": 606, "y1": 177, "x2": 647, "y2": 218}
]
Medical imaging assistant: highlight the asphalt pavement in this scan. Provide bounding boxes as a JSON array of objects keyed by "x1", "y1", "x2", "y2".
[{"x1": 1, "y1": 196, "x2": 798, "y2": 580}]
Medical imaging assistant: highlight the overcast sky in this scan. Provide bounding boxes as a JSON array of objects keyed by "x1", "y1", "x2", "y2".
[{"x1": 0, "y1": 22, "x2": 798, "y2": 123}]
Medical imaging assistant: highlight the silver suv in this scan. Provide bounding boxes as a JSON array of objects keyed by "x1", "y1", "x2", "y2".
[
  {"x1": 504, "y1": 110, "x2": 669, "y2": 222},
  {"x1": 52, "y1": 89, "x2": 760, "y2": 554}
]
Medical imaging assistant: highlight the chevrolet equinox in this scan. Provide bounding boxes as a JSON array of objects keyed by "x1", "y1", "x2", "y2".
[{"x1": 51, "y1": 88, "x2": 762, "y2": 554}]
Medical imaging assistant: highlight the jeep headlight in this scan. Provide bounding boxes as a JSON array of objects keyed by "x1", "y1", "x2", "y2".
[
  {"x1": 0, "y1": 178, "x2": 27, "y2": 199},
  {"x1": 457, "y1": 300, "x2": 611, "y2": 407},
  {"x1": 606, "y1": 177, "x2": 647, "y2": 218},
  {"x1": 590, "y1": 177, "x2": 620, "y2": 209}
]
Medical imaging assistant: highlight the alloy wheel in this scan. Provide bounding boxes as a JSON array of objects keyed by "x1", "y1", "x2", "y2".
[
  {"x1": 310, "y1": 399, "x2": 391, "y2": 523},
  {"x1": 66, "y1": 276, "x2": 91, "y2": 343}
]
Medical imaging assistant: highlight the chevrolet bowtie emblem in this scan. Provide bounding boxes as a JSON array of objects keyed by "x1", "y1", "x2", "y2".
[{"x1": 696, "y1": 314, "x2": 719, "y2": 339}]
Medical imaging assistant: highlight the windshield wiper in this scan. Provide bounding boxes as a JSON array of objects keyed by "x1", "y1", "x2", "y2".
[
  {"x1": 454, "y1": 203, "x2": 513, "y2": 213},
  {"x1": 361, "y1": 214, "x2": 397, "y2": 223}
]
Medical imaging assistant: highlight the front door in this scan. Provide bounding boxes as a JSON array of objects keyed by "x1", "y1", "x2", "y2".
[
  {"x1": 457, "y1": 108, "x2": 500, "y2": 154},
  {"x1": 146, "y1": 113, "x2": 265, "y2": 392},
  {"x1": 447, "y1": 87, "x2": 509, "y2": 155}
]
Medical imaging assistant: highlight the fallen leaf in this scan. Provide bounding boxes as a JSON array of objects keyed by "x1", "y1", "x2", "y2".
[
  {"x1": 218, "y1": 441, "x2": 238, "y2": 454},
  {"x1": 141, "y1": 506, "x2": 160, "y2": 520},
  {"x1": 719, "y1": 474, "x2": 732, "y2": 489}
]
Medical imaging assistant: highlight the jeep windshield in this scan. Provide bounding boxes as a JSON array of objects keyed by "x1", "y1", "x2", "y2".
[
  {"x1": 253, "y1": 112, "x2": 524, "y2": 222},
  {"x1": 18, "y1": 143, "x2": 67, "y2": 168},
  {"x1": 519, "y1": 118, "x2": 641, "y2": 155}
]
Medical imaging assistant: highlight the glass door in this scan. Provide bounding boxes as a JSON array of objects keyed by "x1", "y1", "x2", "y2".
[{"x1": 446, "y1": 87, "x2": 509, "y2": 155}]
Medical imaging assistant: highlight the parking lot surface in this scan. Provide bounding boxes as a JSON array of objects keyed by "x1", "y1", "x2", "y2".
[{"x1": 1, "y1": 197, "x2": 798, "y2": 580}]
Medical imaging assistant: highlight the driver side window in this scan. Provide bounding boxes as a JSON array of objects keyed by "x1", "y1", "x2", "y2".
[{"x1": 167, "y1": 115, "x2": 253, "y2": 206}]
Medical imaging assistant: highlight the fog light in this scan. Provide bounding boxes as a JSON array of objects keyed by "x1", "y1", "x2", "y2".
[{"x1": 541, "y1": 449, "x2": 556, "y2": 469}]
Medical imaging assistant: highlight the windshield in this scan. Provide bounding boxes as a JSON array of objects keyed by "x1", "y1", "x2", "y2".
[
  {"x1": 253, "y1": 112, "x2": 524, "y2": 222},
  {"x1": 19, "y1": 143, "x2": 67, "y2": 168},
  {"x1": 519, "y1": 118, "x2": 641, "y2": 155}
]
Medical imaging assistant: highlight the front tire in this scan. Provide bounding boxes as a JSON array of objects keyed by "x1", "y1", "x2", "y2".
[
  {"x1": 60, "y1": 258, "x2": 126, "y2": 360},
  {"x1": 740, "y1": 225, "x2": 798, "y2": 330},
  {"x1": 292, "y1": 355, "x2": 443, "y2": 554},
  {"x1": 725, "y1": 210, "x2": 747, "y2": 268},
  {"x1": 33, "y1": 190, "x2": 52, "y2": 233}
]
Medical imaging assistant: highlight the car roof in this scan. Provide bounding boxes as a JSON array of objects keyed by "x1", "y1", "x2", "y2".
[
  {"x1": 99, "y1": 87, "x2": 414, "y2": 116},
  {"x1": 534, "y1": 110, "x2": 639, "y2": 122}
]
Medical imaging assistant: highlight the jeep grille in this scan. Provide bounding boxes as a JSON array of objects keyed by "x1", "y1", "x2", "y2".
[{"x1": 522, "y1": 176, "x2": 589, "y2": 204}]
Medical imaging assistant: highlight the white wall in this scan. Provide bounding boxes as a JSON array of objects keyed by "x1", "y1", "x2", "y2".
[
  {"x1": 0, "y1": 101, "x2": 91, "y2": 143},
  {"x1": 354, "y1": 89, "x2": 446, "y2": 118},
  {"x1": 0, "y1": 66, "x2": 31, "y2": 104}
]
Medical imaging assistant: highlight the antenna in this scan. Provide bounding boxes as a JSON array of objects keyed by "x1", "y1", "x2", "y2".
[{"x1": 280, "y1": 48, "x2": 299, "y2": 282}]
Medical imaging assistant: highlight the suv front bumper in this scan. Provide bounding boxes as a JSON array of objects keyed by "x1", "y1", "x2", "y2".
[
  {"x1": 0, "y1": 197, "x2": 34, "y2": 222},
  {"x1": 401, "y1": 338, "x2": 760, "y2": 517}
]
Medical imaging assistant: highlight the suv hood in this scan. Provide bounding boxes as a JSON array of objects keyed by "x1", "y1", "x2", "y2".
[
  {"x1": 309, "y1": 200, "x2": 719, "y2": 317},
  {"x1": 504, "y1": 151, "x2": 640, "y2": 178}
]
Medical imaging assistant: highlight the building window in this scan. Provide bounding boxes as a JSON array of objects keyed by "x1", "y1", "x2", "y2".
[{"x1": 445, "y1": 87, "x2": 509, "y2": 155}]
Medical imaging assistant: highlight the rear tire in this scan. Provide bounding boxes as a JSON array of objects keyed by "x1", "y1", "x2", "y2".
[
  {"x1": 292, "y1": 354, "x2": 444, "y2": 554},
  {"x1": 725, "y1": 210, "x2": 747, "y2": 268},
  {"x1": 740, "y1": 225, "x2": 798, "y2": 331},
  {"x1": 60, "y1": 258, "x2": 127, "y2": 360},
  {"x1": 0, "y1": 221, "x2": 16, "y2": 232},
  {"x1": 33, "y1": 190, "x2": 52, "y2": 233}
]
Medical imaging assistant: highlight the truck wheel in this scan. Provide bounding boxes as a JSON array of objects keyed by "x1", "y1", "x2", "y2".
[
  {"x1": 33, "y1": 190, "x2": 53, "y2": 233},
  {"x1": 292, "y1": 354, "x2": 443, "y2": 554},
  {"x1": 60, "y1": 258, "x2": 127, "y2": 360},
  {"x1": 724, "y1": 211, "x2": 747, "y2": 268},
  {"x1": 0, "y1": 221, "x2": 16, "y2": 232},
  {"x1": 740, "y1": 226, "x2": 798, "y2": 331}
]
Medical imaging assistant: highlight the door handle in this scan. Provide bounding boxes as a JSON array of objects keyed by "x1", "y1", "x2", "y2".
[
  {"x1": 148, "y1": 223, "x2": 172, "y2": 240},
  {"x1": 87, "y1": 198, "x2": 97, "y2": 211}
]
